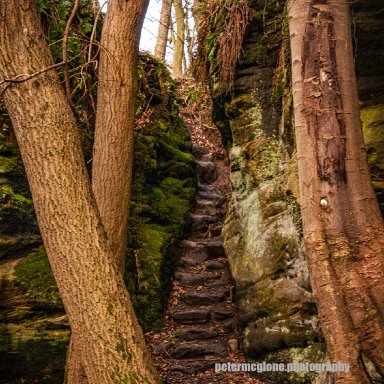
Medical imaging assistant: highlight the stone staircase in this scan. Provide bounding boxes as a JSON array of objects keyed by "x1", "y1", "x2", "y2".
[
  {"x1": 148, "y1": 139, "x2": 242, "y2": 383},
  {"x1": 146, "y1": 92, "x2": 262, "y2": 384}
]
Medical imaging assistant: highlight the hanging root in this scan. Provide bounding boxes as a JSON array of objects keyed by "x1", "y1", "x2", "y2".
[
  {"x1": 193, "y1": 0, "x2": 251, "y2": 94},
  {"x1": 217, "y1": 0, "x2": 251, "y2": 93}
]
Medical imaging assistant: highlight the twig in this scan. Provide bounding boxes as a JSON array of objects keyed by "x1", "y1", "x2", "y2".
[
  {"x1": 87, "y1": 7, "x2": 102, "y2": 65},
  {"x1": 63, "y1": 0, "x2": 80, "y2": 110}
]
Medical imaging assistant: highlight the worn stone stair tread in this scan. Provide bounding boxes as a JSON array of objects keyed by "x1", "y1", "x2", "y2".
[
  {"x1": 205, "y1": 260, "x2": 226, "y2": 270},
  {"x1": 174, "y1": 327, "x2": 219, "y2": 340},
  {"x1": 196, "y1": 198, "x2": 218, "y2": 209},
  {"x1": 198, "y1": 191, "x2": 224, "y2": 202},
  {"x1": 179, "y1": 253, "x2": 208, "y2": 267},
  {"x1": 195, "y1": 160, "x2": 217, "y2": 183},
  {"x1": 192, "y1": 144, "x2": 210, "y2": 157},
  {"x1": 173, "y1": 310, "x2": 210, "y2": 323},
  {"x1": 197, "y1": 182, "x2": 219, "y2": 193},
  {"x1": 169, "y1": 359, "x2": 219, "y2": 373},
  {"x1": 211, "y1": 307, "x2": 235, "y2": 320},
  {"x1": 206, "y1": 239, "x2": 226, "y2": 258},
  {"x1": 182, "y1": 240, "x2": 207, "y2": 256},
  {"x1": 168, "y1": 342, "x2": 227, "y2": 359},
  {"x1": 189, "y1": 213, "x2": 213, "y2": 232},
  {"x1": 176, "y1": 272, "x2": 229, "y2": 287},
  {"x1": 181, "y1": 292, "x2": 226, "y2": 306}
]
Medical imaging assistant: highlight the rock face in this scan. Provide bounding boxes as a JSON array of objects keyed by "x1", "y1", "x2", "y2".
[
  {"x1": 206, "y1": 0, "x2": 384, "y2": 382},
  {"x1": 210, "y1": 1, "x2": 322, "y2": 368}
]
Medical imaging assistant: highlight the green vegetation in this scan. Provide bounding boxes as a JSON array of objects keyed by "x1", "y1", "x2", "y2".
[
  {"x1": 126, "y1": 54, "x2": 195, "y2": 330},
  {"x1": 15, "y1": 247, "x2": 62, "y2": 308}
]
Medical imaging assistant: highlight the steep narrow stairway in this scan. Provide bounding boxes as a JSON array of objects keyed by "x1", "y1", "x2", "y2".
[{"x1": 146, "y1": 84, "x2": 261, "y2": 384}]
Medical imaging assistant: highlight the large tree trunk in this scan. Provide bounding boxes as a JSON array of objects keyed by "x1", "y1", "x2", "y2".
[
  {"x1": 173, "y1": 0, "x2": 185, "y2": 78},
  {"x1": 92, "y1": 0, "x2": 149, "y2": 273},
  {"x1": 288, "y1": 1, "x2": 384, "y2": 383},
  {"x1": 0, "y1": 1, "x2": 159, "y2": 384},
  {"x1": 71, "y1": 0, "x2": 150, "y2": 380},
  {"x1": 155, "y1": 0, "x2": 172, "y2": 60}
]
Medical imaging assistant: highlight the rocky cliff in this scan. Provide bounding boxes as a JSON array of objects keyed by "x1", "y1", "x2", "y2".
[{"x1": 203, "y1": 0, "x2": 384, "y2": 382}]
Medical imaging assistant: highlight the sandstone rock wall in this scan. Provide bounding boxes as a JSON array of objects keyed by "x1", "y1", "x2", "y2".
[{"x1": 207, "y1": 1, "x2": 384, "y2": 381}]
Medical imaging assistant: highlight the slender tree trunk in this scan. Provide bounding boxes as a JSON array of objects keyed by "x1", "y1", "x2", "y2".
[
  {"x1": 184, "y1": 0, "x2": 194, "y2": 69},
  {"x1": 155, "y1": 0, "x2": 172, "y2": 60},
  {"x1": 70, "y1": 0, "x2": 150, "y2": 380},
  {"x1": 173, "y1": 0, "x2": 185, "y2": 78},
  {"x1": 92, "y1": 0, "x2": 149, "y2": 273},
  {"x1": 0, "y1": 2, "x2": 159, "y2": 384},
  {"x1": 288, "y1": 1, "x2": 384, "y2": 383}
]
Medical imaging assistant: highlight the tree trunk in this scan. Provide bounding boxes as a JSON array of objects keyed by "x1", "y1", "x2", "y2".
[
  {"x1": 92, "y1": 0, "x2": 149, "y2": 273},
  {"x1": 184, "y1": 0, "x2": 194, "y2": 69},
  {"x1": 71, "y1": 0, "x2": 150, "y2": 380},
  {"x1": 173, "y1": 0, "x2": 185, "y2": 78},
  {"x1": 155, "y1": 0, "x2": 172, "y2": 60},
  {"x1": 288, "y1": 1, "x2": 384, "y2": 383},
  {"x1": 0, "y1": 1, "x2": 159, "y2": 384}
]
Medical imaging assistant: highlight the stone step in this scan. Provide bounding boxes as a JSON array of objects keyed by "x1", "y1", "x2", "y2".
[
  {"x1": 201, "y1": 153, "x2": 214, "y2": 162},
  {"x1": 205, "y1": 260, "x2": 226, "y2": 270},
  {"x1": 195, "y1": 160, "x2": 217, "y2": 184},
  {"x1": 210, "y1": 224, "x2": 223, "y2": 237},
  {"x1": 190, "y1": 213, "x2": 217, "y2": 232},
  {"x1": 173, "y1": 310, "x2": 210, "y2": 324},
  {"x1": 179, "y1": 254, "x2": 207, "y2": 267},
  {"x1": 197, "y1": 182, "x2": 218, "y2": 193},
  {"x1": 182, "y1": 239, "x2": 207, "y2": 257},
  {"x1": 169, "y1": 359, "x2": 219, "y2": 374},
  {"x1": 211, "y1": 307, "x2": 235, "y2": 321},
  {"x1": 168, "y1": 342, "x2": 226, "y2": 359},
  {"x1": 181, "y1": 291, "x2": 226, "y2": 306},
  {"x1": 198, "y1": 191, "x2": 225, "y2": 203},
  {"x1": 195, "y1": 202, "x2": 218, "y2": 217},
  {"x1": 206, "y1": 239, "x2": 226, "y2": 258},
  {"x1": 179, "y1": 240, "x2": 208, "y2": 266},
  {"x1": 169, "y1": 360, "x2": 220, "y2": 374},
  {"x1": 196, "y1": 198, "x2": 218, "y2": 209},
  {"x1": 176, "y1": 272, "x2": 229, "y2": 287},
  {"x1": 192, "y1": 144, "x2": 210, "y2": 158},
  {"x1": 174, "y1": 327, "x2": 219, "y2": 341}
]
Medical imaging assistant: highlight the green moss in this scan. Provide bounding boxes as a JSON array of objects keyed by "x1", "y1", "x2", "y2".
[
  {"x1": 14, "y1": 247, "x2": 63, "y2": 308},
  {"x1": 125, "y1": 54, "x2": 196, "y2": 331},
  {"x1": 244, "y1": 136, "x2": 282, "y2": 186}
]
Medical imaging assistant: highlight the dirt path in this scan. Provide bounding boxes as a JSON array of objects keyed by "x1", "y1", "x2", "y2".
[{"x1": 146, "y1": 82, "x2": 262, "y2": 384}]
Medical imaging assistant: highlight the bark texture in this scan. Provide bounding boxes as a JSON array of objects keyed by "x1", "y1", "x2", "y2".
[
  {"x1": 288, "y1": 1, "x2": 384, "y2": 383},
  {"x1": 155, "y1": 0, "x2": 172, "y2": 60},
  {"x1": 92, "y1": 0, "x2": 149, "y2": 273},
  {"x1": 173, "y1": 0, "x2": 185, "y2": 78},
  {"x1": 0, "y1": 1, "x2": 159, "y2": 383}
]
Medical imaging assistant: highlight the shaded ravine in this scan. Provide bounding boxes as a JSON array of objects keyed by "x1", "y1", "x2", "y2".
[{"x1": 146, "y1": 85, "x2": 262, "y2": 384}]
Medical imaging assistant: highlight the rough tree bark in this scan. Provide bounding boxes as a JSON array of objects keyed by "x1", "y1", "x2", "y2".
[
  {"x1": 155, "y1": 0, "x2": 172, "y2": 60},
  {"x1": 288, "y1": 1, "x2": 384, "y2": 383},
  {"x1": 92, "y1": 0, "x2": 149, "y2": 273},
  {"x1": 0, "y1": 1, "x2": 159, "y2": 384},
  {"x1": 173, "y1": 0, "x2": 185, "y2": 78},
  {"x1": 70, "y1": 0, "x2": 151, "y2": 381}
]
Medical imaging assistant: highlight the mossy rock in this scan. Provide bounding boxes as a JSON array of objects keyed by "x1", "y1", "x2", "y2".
[{"x1": 248, "y1": 344, "x2": 326, "y2": 384}]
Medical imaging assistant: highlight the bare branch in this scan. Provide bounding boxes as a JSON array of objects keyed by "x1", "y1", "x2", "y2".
[{"x1": 63, "y1": 0, "x2": 80, "y2": 109}]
